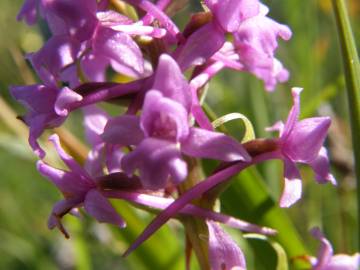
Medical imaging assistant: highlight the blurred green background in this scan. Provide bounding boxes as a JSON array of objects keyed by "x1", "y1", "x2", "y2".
[{"x1": 0, "y1": 0, "x2": 359, "y2": 269}]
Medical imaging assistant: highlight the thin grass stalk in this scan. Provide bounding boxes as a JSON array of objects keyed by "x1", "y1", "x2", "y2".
[{"x1": 332, "y1": 0, "x2": 360, "y2": 249}]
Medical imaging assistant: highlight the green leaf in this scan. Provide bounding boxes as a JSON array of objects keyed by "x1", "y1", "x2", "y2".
[
  {"x1": 212, "y1": 112, "x2": 256, "y2": 142},
  {"x1": 332, "y1": 0, "x2": 360, "y2": 249},
  {"x1": 244, "y1": 234, "x2": 289, "y2": 270}
]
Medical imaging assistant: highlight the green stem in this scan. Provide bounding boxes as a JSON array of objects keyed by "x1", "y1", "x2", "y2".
[
  {"x1": 179, "y1": 158, "x2": 210, "y2": 270},
  {"x1": 332, "y1": 0, "x2": 360, "y2": 249}
]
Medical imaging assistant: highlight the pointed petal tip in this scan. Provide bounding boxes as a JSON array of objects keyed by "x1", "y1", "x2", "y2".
[
  {"x1": 291, "y1": 87, "x2": 303, "y2": 95},
  {"x1": 329, "y1": 174, "x2": 337, "y2": 186},
  {"x1": 279, "y1": 178, "x2": 302, "y2": 208},
  {"x1": 55, "y1": 87, "x2": 83, "y2": 117},
  {"x1": 159, "y1": 53, "x2": 174, "y2": 63},
  {"x1": 263, "y1": 227, "x2": 277, "y2": 236},
  {"x1": 48, "y1": 133, "x2": 61, "y2": 146},
  {"x1": 310, "y1": 227, "x2": 323, "y2": 238}
]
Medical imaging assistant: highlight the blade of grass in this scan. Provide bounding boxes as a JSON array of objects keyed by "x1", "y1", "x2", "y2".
[{"x1": 331, "y1": 0, "x2": 360, "y2": 249}]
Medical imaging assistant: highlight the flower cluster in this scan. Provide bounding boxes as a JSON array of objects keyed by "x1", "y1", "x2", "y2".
[{"x1": 11, "y1": 0, "x2": 357, "y2": 269}]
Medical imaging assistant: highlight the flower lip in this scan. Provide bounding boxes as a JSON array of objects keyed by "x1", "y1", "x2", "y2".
[{"x1": 140, "y1": 90, "x2": 190, "y2": 142}]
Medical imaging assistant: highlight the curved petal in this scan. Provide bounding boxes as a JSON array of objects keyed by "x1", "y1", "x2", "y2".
[
  {"x1": 10, "y1": 84, "x2": 58, "y2": 113},
  {"x1": 17, "y1": 0, "x2": 38, "y2": 25},
  {"x1": 125, "y1": 0, "x2": 180, "y2": 39},
  {"x1": 181, "y1": 127, "x2": 251, "y2": 162},
  {"x1": 27, "y1": 115, "x2": 47, "y2": 158},
  {"x1": 84, "y1": 189, "x2": 126, "y2": 228},
  {"x1": 81, "y1": 53, "x2": 110, "y2": 82},
  {"x1": 153, "y1": 54, "x2": 191, "y2": 111},
  {"x1": 85, "y1": 144, "x2": 105, "y2": 178},
  {"x1": 55, "y1": 87, "x2": 83, "y2": 116},
  {"x1": 325, "y1": 254, "x2": 360, "y2": 270},
  {"x1": 105, "y1": 190, "x2": 275, "y2": 235},
  {"x1": 279, "y1": 158, "x2": 302, "y2": 208},
  {"x1": 93, "y1": 26, "x2": 144, "y2": 78},
  {"x1": 233, "y1": 11, "x2": 292, "y2": 90},
  {"x1": 37, "y1": 160, "x2": 93, "y2": 196},
  {"x1": 26, "y1": 114, "x2": 65, "y2": 158},
  {"x1": 97, "y1": 10, "x2": 133, "y2": 27},
  {"x1": 308, "y1": 147, "x2": 337, "y2": 185},
  {"x1": 121, "y1": 138, "x2": 187, "y2": 189},
  {"x1": 265, "y1": 121, "x2": 285, "y2": 136},
  {"x1": 30, "y1": 35, "x2": 80, "y2": 81},
  {"x1": 105, "y1": 145, "x2": 124, "y2": 174},
  {"x1": 48, "y1": 134, "x2": 90, "y2": 179},
  {"x1": 284, "y1": 117, "x2": 331, "y2": 163},
  {"x1": 43, "y1": 0, "x2": 97, "y2": 41},
  {"x1": 311, "y1": 227, "x2": 334, "y2": 269},
  {"x1": 282, "y1": 87, "x2": 302, "y2": 139},
  {"x1": 47, "y1": 199, "x2": 78, "y2": 238},
  {"x1": 83, "y1": 105, "x2": 110, "y2": 146},
  {"x1": 175, "y1": 21, "x2": 225, "y2": 71},
  {"x1": 213, "y1": 0, "x2": 260, "y2": 32},
  {"x1": 102, "y1": 115, "x2": 144, "y2": 146},
  {"x1": 207, "y1": 221, "x2": 247, "y2": 270}
]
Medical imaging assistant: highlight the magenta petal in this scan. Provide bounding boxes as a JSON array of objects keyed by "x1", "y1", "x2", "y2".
[
  {"x1": 214, "y1": 0, "x2": 260, "y2": 32},
  {"x1": 27, "y1": 116, "x2": 47, "y2": 158},
  {"x1": 284, "y1": 117, "x2": 331, "y2": 163},
  {"x1": 121, "y1": 138, "x2": 187, "y2": 189},
  {"x1": 309, "y1": 147, "x2": 337, "y2": 185},
  {"x1": 47, "y1": 199, "x2": 78, "y2": 238},
  {"x1": 122, "y1": 160, "x2": 253, "y2": 257},
  {"x1": 37, "y1": 160, "x2": 93, "y2": 196},
  {"x1": 175, "y1": 22, "x2": 225, "y2": 71},
  {"x1": 85, "y1": 144, "x2": 105, "y2": 178},
  {"x1": 10, "y1": 84, "x2": 58, "y2": 114},
  {"x1": 10, "y1": 84, "x2": 64, "y2": 158},
  {"x1": 181, "y1": 127, "x2": 251, "y2": 162},
  {"x1": 282, "y1": 87, "x2": 302, "y2": 139},
  {"x1": 105, "y1": 145, "x2": 124, "y2": 174},
  {"x1": 83, "y1": 105, "x2": 110, "y2": 146},
  {"x1": 93, "y1": 26, "x2": 144, "y2": 78},
  {"x1": 102, "y1": 115, "x2": 144, "y2": 146},
  {"x1": 55, "y1": 87, "x2": 83, "y2": 116},
  {"x1": 141, "y1": 90, "x2": 189, "y2": 141},
  {"x1": 234, "y1": 11, "x2": 292, "y2": 90},
  {"x1": 279, "y1": 158, "x2": 302, "y2": 208},
  {"x1": 125, "y1": 0, "x2": 180, "y2": 39},
  {"x1": 97, "y1": 10, "x2": 133, "y2": 27},
  {"x1": 207, "y1": 221, "x2": 247, "y2": 270},
  {"x1": 265, "y1": 120, "x2": 285, "y2": 136},
  {"x1": 43, "y1": 0, "x2": 97, "y2": 41},
  {"x1": 17, "y1": 0, "x2": 38, "y2": 25},
  {"x1": 105, "y1": 190, "x2": 275, "y2": 235},
  {"x1": 28, "y1": 114, "x2": 62, "y2": 158},
  {"x1": 167, "y1": 158, "x2": 188, "y2": 185},
  {"x1": 311, "y1": 227, "x2": 360, "y2": 270},
  {"x1": 81, "y1": 53, "x2": 110, "y2": 82},
  {"x1": 325, "y1": 254, "x2": 360, "y2": 270},
  {"x1": 153, "y1": 54, "x2": 191, "y2": 111},
  {"x1": 84, "y1": 189, "x2": 126, "y2": 228},
  {"x1": 311, "y1": 227, "x2": 334, "y2": 268},
  {"x1": 48, "y1": 134, "x2": 90, "y2": 179},
  {"x1": 30, "y1": 35, "x2": 80, "y2": 85},
  {"x1": 110, "y1": 24, "x2": 167, "y2": 38}
]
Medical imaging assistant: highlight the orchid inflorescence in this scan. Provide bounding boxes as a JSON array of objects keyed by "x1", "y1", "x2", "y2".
[{"x1": 11, "y1": 0, "x2": 359, "y2": 269}]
